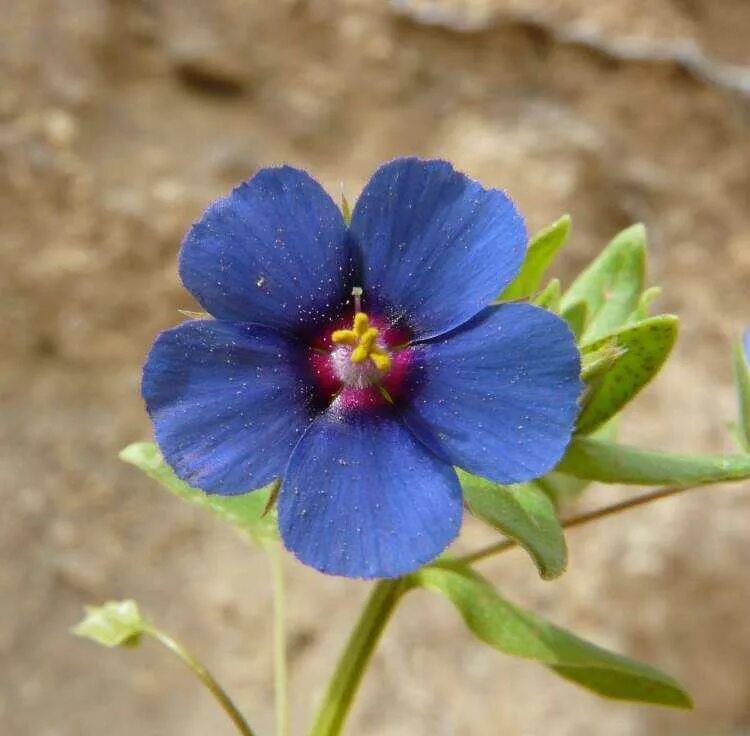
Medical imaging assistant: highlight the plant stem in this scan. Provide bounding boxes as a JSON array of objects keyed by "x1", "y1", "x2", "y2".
[
  {"x1": 458, "y1": 484, "x2": 700, "y2": 565},
  {"x1": 267, "y1": 542, "x2": 289, "y2": 736},
  {"x1": 146, "y1": 626, "x2": 258, "y2": 736},
  {"x1": 303, "y1": 484, "x2": 707, "y2": 735},
  {"x1": 308, "y1": 579, "x2": 407, "y2": 736}
]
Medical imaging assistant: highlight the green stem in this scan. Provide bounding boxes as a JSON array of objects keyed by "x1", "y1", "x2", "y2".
[
  {"x1": 146, "y1": 626, "x2": 257, "y2": 736},
  {"x1": 457, "y1": 483, "x2": 700, "y2": 566},
  {"x1": 267, "y1": 543, "x2": 289, "y2": 736},
  {"x1": 308, "y1": 579, "x2": 407, "y2": 736},
  {"x1": 306, "y1": 483, "x2": 718, "y2": 735}
]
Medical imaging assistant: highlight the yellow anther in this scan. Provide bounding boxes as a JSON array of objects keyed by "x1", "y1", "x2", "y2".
[
  {"x1": 351, "y1": 344, "x2": 370, "y2": 363},
  {"x1": 331, "y1": 329, "x2": 357, "y2": 345},
  {"x1": 369, "y1": 350, "x2": 391, "y2": 372},
  {"x1": 353, "y1": 312, "x2": 370, "y2": 337},
  {"x1": 333, "y1": 311, "x2": 391, "y2": 374},
  {"x1": 359, "y1": 327, "x2": 379, "y2": 350}
]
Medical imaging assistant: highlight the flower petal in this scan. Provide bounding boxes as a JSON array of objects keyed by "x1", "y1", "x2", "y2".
[
  {"x1": 278, "y1": 391, "x2": 463, "y2": 578},
  {"x1": 401, "y1": 303, "x2": 582, "y2": 484},
  {"x1": 180, "y1": 166, "x2": 352, "y2": 333},
  {"x1": 350, "y1": 158, "x2": 527, "y2": 340},
  {"x1": 142, "y1": 320, "x2": 320, "y2": 494}
]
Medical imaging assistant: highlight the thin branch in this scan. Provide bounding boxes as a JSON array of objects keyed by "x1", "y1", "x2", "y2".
[
  {"x1": 147, "y1": 627, "x2": 258, "y2": 736},
  {"x1": 458, "y1": 484, "x2": 699, "y2": 566}
]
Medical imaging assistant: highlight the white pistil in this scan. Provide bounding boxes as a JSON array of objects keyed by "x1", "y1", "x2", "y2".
[
  {"x1": 331, "y1": 345, "x2": 386, "y2": 387},
  {"x1": 352, "y1": 286, "x2": 363, "y2": 314}
]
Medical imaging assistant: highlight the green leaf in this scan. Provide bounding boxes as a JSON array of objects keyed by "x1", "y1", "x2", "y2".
[
  {"x1": 533, "y1": 278, "x2": 561, "y2": 312},
  {"x1": 72, "y1": 600, "x2": 148, "y2": 648},
  {"x1": 629, "y1": 286, "x2": 661, "y2": 323},
  {"x1": 411, "y1": 565, "x2": 691, "y2": 708},
  {"x1": 460, "y1": 472, "x2": 566, "y2": 579},
  {"x1": 577, "y1": 315, "x2": 679, "y2": 434},
  {"x1": 561, "y1": 301, "x2": 588, "y2": 341},
  {"x1": 501, "y1": 215, "x2": 571, "y2": 301},
  {"x1": 537, "y1": 472, "x2": 588, "y2": 507},
  {"x1": 558, "y1": 436, "x2": 750, "y2": 486},
  {"x1": 538, "y1": 421, "x2": 618, "y2": 505},
  {"x1": 120, "y1": 442, "x2": 278, "y2": 542},
  {"x1": 561, "y1": 224, "x2": 646, "y2": 342},
  {"x1": 580, "y1": 340, "x2": 628, "y2": 383},
  {"x1": 733, "y1": 336, "x2": 750, "y2": 451}
]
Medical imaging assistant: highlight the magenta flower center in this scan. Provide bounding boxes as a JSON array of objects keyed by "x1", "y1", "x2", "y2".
[
  {"x1": 330, "y1": 311, "x2": 392, "y2": 388},
  {"x1": 308, "y1": 299, "x2": 413, "y2": 404}
]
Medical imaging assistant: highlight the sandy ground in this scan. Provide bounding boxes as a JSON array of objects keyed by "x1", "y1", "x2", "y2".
[{"x1": 1, "y1": 1, "x2": 749, "y2": 734}]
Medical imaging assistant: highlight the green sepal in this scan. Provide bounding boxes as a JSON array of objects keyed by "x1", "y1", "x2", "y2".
[
  {"x1": 576, "y1": 315, "x2": 678, "y2": 434},
  {"x1": 533, "y1": 278, "x2": 561, "y2": 312},
  {"x1": 733, "y1": 338, "x2": 750, "y2": 451},
  {"x1": 340, "y1": 191, "x2": 352, "y2": 226},
  {"x1": 410, "y1": 565, "x2": 691, "y2": 708},
  {"x1": 120, "y1": 442, "x2": 279, "y2": 543},
  {"x1": 459, "y1": 471, "x2": 566, "y2": 579},
  {"x1": 500, "y1": 215, "x2": 571, "y2": 301},
  {"x1": 629, "y1": 286, "x2": 661, "y2": 323},
  {"x1": 561, "y1": 224, "x2": 646, "y2": 342},
  {"x1": 72, "y1": 600, "x2": 149, "y2": 648},
  {"x1": 561, "y1": 301, "x2": 588, "y2": 341},
  {"x1": 178, "y1": 309, "x2": 212, "y2": 320},
  {"x1": 558, "y1": 437, "x2": 750, "y2": 486}
]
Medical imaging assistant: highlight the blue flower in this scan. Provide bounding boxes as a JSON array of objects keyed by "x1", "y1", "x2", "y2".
[
  {"x1": 142, "y1": 159, "x2": 582, "y2": 578},
  {"x1": 744, "y1": 329, "x2": 750, "y2": 364}
]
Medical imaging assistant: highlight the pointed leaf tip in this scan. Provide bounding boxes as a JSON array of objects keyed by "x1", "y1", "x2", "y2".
[
  {"x1": 501, "y1": 214, "x2": 571, "y2": 301},
  {"x1": 533, "y1": 278, "x2": 562, "y2": 312},
  {"x1": 561, "y1": 300, "x2": 588, "y2": 340},
  {"x1": 340, "y1": 188, "x2": 352, "y2": 226},
  {"x1": 629, "y1": 286, "x2": 661, "y2": 323},
  {"x1": 562, "y1": 224, "x2": 647, "y2": 342},
  {"x1": 411, "y1": 565, "x2": 691, "y2": 708}
]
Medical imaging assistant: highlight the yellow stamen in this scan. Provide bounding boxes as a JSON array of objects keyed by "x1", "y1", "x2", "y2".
[
  {"x1": 333, "y1": 311, "x2": 391, "y2": 373},
  {"x1": 369, "y1": 350, "x2": 391, "y2": 372},
  {"x1": 353, "y1": 312, "x2": 370, "y2": 337},
  {"x1": 359, "y1": 327, "x2": 378, "y2": 350},
  {"x1": 351, "y1": 344, "x2": 370, "y2": 363},
  {"x1": 331, "y1": 329, "x2": 357, "y2": 345}
]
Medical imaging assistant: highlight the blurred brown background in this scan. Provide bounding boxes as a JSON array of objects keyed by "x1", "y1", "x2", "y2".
[{"x1": 2, "y1": 1, "x2": 749, "y2": 734}]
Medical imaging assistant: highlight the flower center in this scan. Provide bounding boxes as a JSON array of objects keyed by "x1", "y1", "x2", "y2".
[{"x1": 330, "y1": 311, "x2": 392, "y2": 385}]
